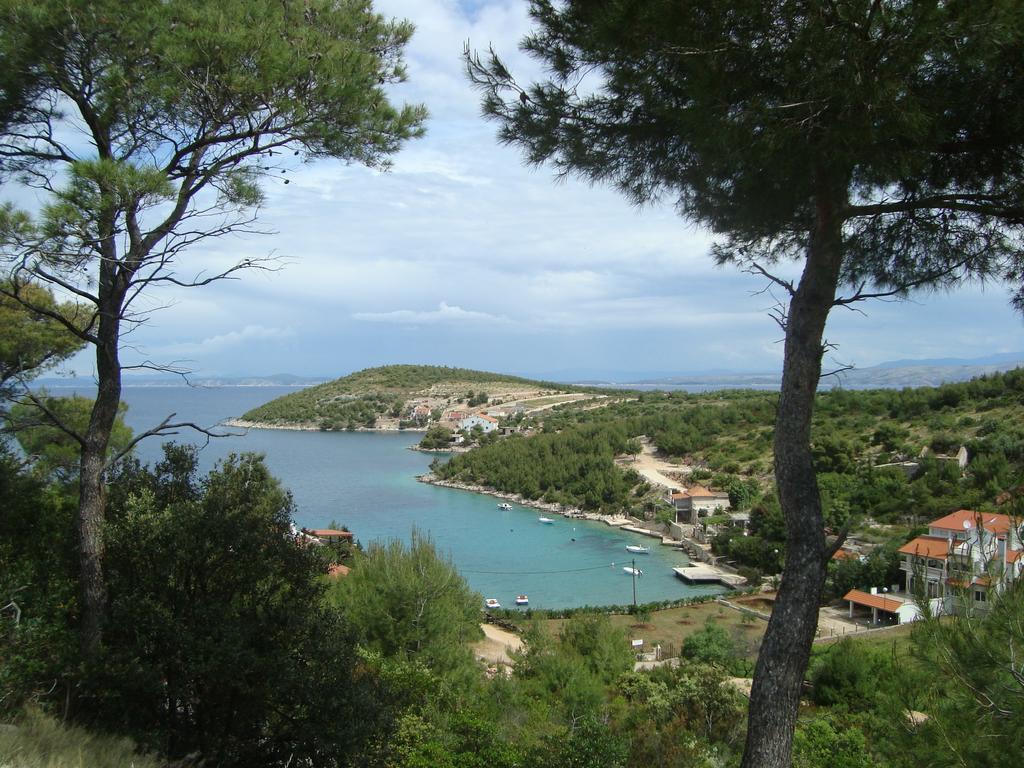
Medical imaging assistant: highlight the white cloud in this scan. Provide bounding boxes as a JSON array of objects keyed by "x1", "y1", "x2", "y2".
[
  {"x1": 354, "y1": 301, "x2": 508, "y2": 325},
  {"x1": 151, "y1": 325, "x2": 294, "y2": 357}
]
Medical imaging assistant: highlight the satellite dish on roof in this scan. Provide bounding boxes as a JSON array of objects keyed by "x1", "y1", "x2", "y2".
[{"x1": 963, "y1": 520, "x2": 972, "y2": 529}]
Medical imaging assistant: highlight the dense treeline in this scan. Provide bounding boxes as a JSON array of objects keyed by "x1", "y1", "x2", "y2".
[{"x1": 435, "y1": 423, "x2": 644, "y2": 510}]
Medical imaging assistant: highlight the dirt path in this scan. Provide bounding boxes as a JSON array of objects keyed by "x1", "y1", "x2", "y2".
[
  {"x1": 473, "y1": 623, "x2": 524, "y2": 665},
  {"x1": 626, "y1": 438, "x2": 692, "y2": 491}
]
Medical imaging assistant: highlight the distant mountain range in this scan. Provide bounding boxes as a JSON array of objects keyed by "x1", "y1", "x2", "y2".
[
  {"x1": 33, "y1": 373, "x2": 329, "y2": 389},
  {"x1": 33, "y1": 352, "x2": 1024, "y2": 392},
  {"x1": 545, "y1": 353, "x2": 1024, "y2": 391}
]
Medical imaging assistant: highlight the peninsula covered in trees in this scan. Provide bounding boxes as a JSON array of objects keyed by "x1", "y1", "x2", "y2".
[{"x1": 237, "y1": 364, "x2": 612, "y2": 430}]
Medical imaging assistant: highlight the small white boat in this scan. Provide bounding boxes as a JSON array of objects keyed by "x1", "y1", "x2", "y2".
[
  {"x1": 484, "y1": 598, "x2": 501, "y2": 610},
  {"x1": 538, "y1": 517, "x2": 555, "y2": 524},
  {"x1": 625, "y1": 544, "x2": 650, "y2": 554},
  {"x1": 515, "y1": 595, "x2": 529, "y2": 606},
  {"x1": 623, "y1": 566, "x2": 643, "y2": 577},
  {"x1": 498, "y1": 502, "x2": 513, "y2": 510}
]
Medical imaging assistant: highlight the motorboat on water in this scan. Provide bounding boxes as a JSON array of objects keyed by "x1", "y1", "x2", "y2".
[
  {"x1": 498, "y1": 502, "x2": 513, "y2": 510},
  {"x1": 515, "y1": 595, "x2": 529, "y2": 606},
  {"x1": 484, "y1": 598, "x2": 501, "y2": 610},
  {"x1": 538, "y1": 517, "x2": 555, "y2": 524},
  {"x1": 623, "y1": 566, "x2": 643, "y2": 577},
  {"x1": 625, "y1": 544, "x2": 650, "y2": 554}
]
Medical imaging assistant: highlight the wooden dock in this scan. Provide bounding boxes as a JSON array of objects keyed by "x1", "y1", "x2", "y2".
[{"x1": 673, "y1": 565, "x2": 747, "y2": 589}]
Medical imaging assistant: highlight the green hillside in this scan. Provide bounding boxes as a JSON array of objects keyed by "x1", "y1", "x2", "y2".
[
  {"x1": 435, "y1": 369, "x2": 1024, "y2": 522},
  {"x1": 240, "y1": 364, "x2": 598, "y2": 429}
]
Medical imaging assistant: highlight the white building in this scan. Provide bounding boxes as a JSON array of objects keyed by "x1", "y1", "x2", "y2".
[
  {"x1": 898, "y1": 509, "x2": 1023, "y2": 612},
  {"x1": 671, "y1": 485, "x2": 731, "y2": 525},
  {"x1": 459, "y1": 413, "x2": 499, "y2": 434}
]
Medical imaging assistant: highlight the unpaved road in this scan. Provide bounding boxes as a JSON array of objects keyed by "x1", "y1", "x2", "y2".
[
  {"x1": 625, "y1": 438, "x2": 692, "y2": 491},
  {"x1": 474, "y1": 624, "x2": 524, "y2": 665}
]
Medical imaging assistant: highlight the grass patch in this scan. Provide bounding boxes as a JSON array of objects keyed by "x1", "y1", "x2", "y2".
[
  {"x1": 544, "y1": 597, "x2": 767, "y2": 660},
  {"x1": 520, "y1": 394, "x2": 596, "y2": 409},
  {"x1": 0, "y1": 710, "x2": 160, "y2": 768}
]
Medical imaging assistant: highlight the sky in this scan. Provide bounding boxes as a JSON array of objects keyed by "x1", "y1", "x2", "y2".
[{"x1": 36, "y1": 1, "x2": 1024, "y2": 380}]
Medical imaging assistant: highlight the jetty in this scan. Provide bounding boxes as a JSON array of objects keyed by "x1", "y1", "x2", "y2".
[{"x1": 673, "y1": 564, "x2": 747, "y2": 589}]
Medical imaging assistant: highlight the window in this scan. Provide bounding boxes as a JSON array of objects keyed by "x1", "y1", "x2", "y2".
[{"x1": 974, "y1": 589, "x2": 987, "y2": 603}]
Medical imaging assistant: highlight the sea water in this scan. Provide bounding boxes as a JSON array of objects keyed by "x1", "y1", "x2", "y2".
[{"x1": 49, "y1": 384, "x2": 725, "y2": 609}]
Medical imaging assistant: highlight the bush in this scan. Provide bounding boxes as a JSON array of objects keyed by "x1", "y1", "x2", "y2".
[
  {"x1": 681, "y1": 619, "x2": 737, "y2": 668},
  {"x1": 810, "y1": 638, "x2": 891, "y2": 712}
]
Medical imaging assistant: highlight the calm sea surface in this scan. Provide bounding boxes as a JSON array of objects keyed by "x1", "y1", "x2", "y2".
[{"x1": 56, "y1": 385, "x2": 724, "y2": 609}]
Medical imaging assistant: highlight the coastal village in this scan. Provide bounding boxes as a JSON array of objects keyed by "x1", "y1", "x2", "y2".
[
  {"x1": 284, "y1": 370, "x2": 1024, "y2": 663},
  {"x1": 4, "y1": 0, "x2": 1024, "y2": 763}
]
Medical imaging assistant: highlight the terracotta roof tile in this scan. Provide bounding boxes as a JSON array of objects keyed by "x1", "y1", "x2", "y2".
[
  {"x1": 929, "y1": 509, "x2": 1015, "y2": 536},
  {"x1": 831, "y1": 548, "x2": 859, "y2": 561},
  {"x1": 306, "y1": 528, "x2": 353, "y2": 539},
  {"x1": 843, "y1": 589, "x2": 903, "y2": 613},
  {"x1": 898, "y1": 536, "x2": 950, "y2": 559}
]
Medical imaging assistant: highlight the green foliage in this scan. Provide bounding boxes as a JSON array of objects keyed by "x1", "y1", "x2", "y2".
[
  {"x1": 527, "y1": 716, "x2": 629, "y2": 768},
  {"x1": 436, "y1": 423, "x2": 638, "y2": 511},
  {"x1": 0, "y1": 447, "x2": 79, "y2": 717},
  {"x1": 7, "y1": 394, "x2": 132, "y2": 481},
  {"x1": 809, "y1": 638, "x2": 893, "y2": 712},
  {"x1": 792, "y1": 715, "x2": 873, "y2": 768},
  {"x1": 825, "y1": 546, "x2": 901, "y2": 602},
  {"x1": 417, "y1": 428, "x2": 454, "y2": 450},
  {"x1": 469, "y1": 0, "x2": 1024, "y2": 298},
  {"x1": 244, "y1": 365, "x2": 612, "y2": 426},
  {"x1": 91, "y1": 447, "x2": 389, "y2": 766},
  {"x1": 681, "y1": 618, "x2": 737, "y2": 670},
  {"x1": 452, "y1": 369, "x2": 1024, "y2": 541},
  {"x1": 384, "y1": 709, "x2": 524, "y2": 768},
  {"x1": 0, "y1": 279, "x2": 85, "y2": 395},
  {"x1": 909, "y1": 580, "x2": 1024, "y2": 767},
  {"x1": 328, "y1": 529, "x2": 483, "y2": 678},
  {"x1": 619, "y1": 663, "x2": 746, "y2": 762},
  {"x1": 514, "y1": 614, "x2": 632, "y2": 723}
]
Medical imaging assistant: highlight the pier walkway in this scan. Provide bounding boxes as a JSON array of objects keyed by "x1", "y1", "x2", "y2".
[{"x1": 673, "y1": 564, "x2": 748, "y2": 589}]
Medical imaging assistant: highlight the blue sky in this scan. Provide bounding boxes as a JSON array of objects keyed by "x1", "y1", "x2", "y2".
[{"x1": 55, "y1": 0, "x2": 1024, "y2": 379}]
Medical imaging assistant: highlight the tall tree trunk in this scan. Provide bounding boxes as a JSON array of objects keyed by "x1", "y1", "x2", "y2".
[
  {"x1": 740, "y1": 186, "x2": 845, "y2": 768},
  {"x1": 77, "y1": 250, "x2": 124, "y2": 656}
]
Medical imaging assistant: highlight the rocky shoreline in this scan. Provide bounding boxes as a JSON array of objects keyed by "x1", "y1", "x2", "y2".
[
  {"x1": 222, "y1": 418, "x2": 428, "y2": 433},
  {"x1": 416, "y1": 474, "x2": 634, "y2": 527}
]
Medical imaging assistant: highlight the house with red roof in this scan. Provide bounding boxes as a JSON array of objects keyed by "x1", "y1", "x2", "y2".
[
  {"x1": 671, "y1": 485, "x2": 731, "y2": 524},
  {"x1": 898, "y1": 509, "x2": 1023, "y2": 611}
]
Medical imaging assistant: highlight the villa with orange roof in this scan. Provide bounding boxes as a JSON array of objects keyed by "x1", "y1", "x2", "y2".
[
  {"x1": 898, "y1": 509, "x2": 1023, "y2": 611},
  {"x1": 841, "y1": 508, "x2": 1022, "y2": 626}
]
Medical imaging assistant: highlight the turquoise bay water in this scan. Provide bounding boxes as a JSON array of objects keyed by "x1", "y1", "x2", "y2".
[{"x1": 60, "y1": 385, "x2": 724, "y2": 609}]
